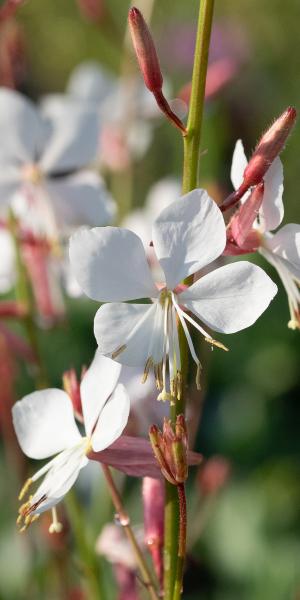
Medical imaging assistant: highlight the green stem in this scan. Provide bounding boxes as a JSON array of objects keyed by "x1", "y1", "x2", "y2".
[
  {"x1": 182, "y1": 0, "x2": 215, "y2": 194},
  {"x1": 101, "y1": 465, "x2": 160, "y2": 600},
  {"x1": 173, "y1": 485, "x2": 187, "y2": 600},
  {"x1": 163, "y1": 2, "x2": 215, "y2": 598},
  {"x1": 65, "y1": 491, "x2": 105, "y2": 600},
  {"x1": 8, "y1": 212, "x2": 48, "y2": 388}
]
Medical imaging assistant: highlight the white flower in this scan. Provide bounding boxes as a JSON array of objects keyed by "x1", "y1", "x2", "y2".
[
  {"x1": 70, "y1": 190, "x2": 277, "y2": 401},
  {"x1": 0, "y1": 228, "x2": 16, "y2": 293},
  {"x1": 231, "y1": 140, "x2": 300, "y2": 329},
  {"x1": 0, "y1": 88, "x2": 115, "y2": 239},
  {"x1": 13, "y1": 354, "x2": 129, "y2": 532}
]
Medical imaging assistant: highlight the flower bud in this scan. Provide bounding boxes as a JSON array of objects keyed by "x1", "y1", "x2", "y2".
[
  {"x1": 149, "y1": 415, "x2": 189, "y2": 485},
  {"x1": 222, "y1": 107, "x2": 297, "y2": 212},
  {"x1": 128, "y1": 7, "x2": 186, "y2": 134},
  {"x1": 128, "y1": 7, "x2": 162, "y2": 93},
  {"x1": 62, "y1": 368, "x2": 83, "y2": 421},
  {"x1": 143, "y1": 477, "x2": 164, "y2": 588},
  {"x1": 243, "y1": 107, "x2": 297, "y2": 187}
]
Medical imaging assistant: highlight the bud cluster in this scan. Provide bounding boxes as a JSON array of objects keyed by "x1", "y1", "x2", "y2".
[{"x1": 149, "y1": 415, "x2": 188, "y2": 485}]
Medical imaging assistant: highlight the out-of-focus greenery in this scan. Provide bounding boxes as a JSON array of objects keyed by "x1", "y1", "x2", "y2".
[{"x1": 0, "y1": 1, "x2": 299, "y2": 599}]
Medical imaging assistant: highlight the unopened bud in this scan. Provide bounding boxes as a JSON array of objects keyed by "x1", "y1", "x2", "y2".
[
  {"x1": 222, "y1": 107, "x2": 297, "y2": 212},
  {"x1": 128, "y1": 7, "x2": 162, "y2": 92},
  {"x1": 142, "y1": 477, "x2": 164, "y2": 588},
  {"x1": 149, "y1": 415, "x2": 189, "y2": 485},
  {"x1": 62, "y1": 368, "x2": 83, "y2": 421},
  {"x1": 243, "y1": 107, "x2": 296, "y2": 187},
  {"x1": 128, "y1": 7, "x2": 186, "y2": 134}
]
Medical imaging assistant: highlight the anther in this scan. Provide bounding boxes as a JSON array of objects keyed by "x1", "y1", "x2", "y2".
[
  {"x1": 111, "y1": 344, "x2": 127, "y2": 359},
  {"x1": 204, "y1": 337, "x2": 229, "y2": 352}
]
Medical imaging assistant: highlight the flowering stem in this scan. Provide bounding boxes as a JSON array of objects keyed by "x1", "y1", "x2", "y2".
[
  {"x1": 173, "y1": 484, "x2": 187, "y2": 600},
  {"x1": 182, "y1": 0, "x2": 215, "y2": 194},
  {"x1": 8, "y1": 213, "x2": 48, "y2": 388},
  {"x1": 164, "y1": 2, "x2": 215, "y2": 598},
  {"x1": 101, "y1": 465, "x2": 160, "y2": 600}
]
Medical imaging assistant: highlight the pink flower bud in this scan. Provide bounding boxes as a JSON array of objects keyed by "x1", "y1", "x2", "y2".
[
  {"x1": 128, "y1": 7, "x2": 162, "y2": 93},
  {"x1": 221, "y1": 107, "x2": 297, "y2": 212},
  {"x1": 198, "y1": 456, "x2": 231, "y2": 496},
  {"x1": 243, "y1": 107, "x2": 297, "y2": 187},
  {"x1": 62, "y1": 368, "x2": 83, "y2": 421},
  {"x1": 142, "y1": 477, "x2": 164, "y2": 588},
  {"x1": 128, "y1": 7, "x2": 186, "y2": 134}
]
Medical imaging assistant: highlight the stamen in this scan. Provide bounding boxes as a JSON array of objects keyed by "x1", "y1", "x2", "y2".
[
  {"x1": 49, "y1": 507, "x2": 63, "y2": 534},
  {"x1": 204, "y1": 337, "x2": 229, "y2": 352},
  {"x1": 19, "y1": 478, "x2": 33, "y2": 501},
  {"x1": 142, "y1": 356, "x2": 153, "y2": 383},
  {"x1": 112, "y1": 344, "x2": 127, "y2": 359}
]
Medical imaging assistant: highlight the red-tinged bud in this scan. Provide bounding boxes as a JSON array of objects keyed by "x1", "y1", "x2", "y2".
[
  {"x1": 243, "y1": 107, "x2": 297, "y2": 187},
  {"x1": 62, "y1": 368, "x2": 83, "y2": 421},
  {"x1": 0, "y1": 300, "x2": 27, "y2": 319},
  {"x1": 228, "y1": 182, "x2": 264, "y2": 249},
  {"x1": 143, "y1": 477, "x2": 164, "y2": 589},
  {"x1": 198, "y1": 455, "x2": 231, "y2": 496},
  {"x1": 128, "y1": 7, "x2": 186, "y2": 135},
  {"x1": 149, "y1": 415, "x2": 189, "y2": 485},
  {"x1": 128, "y1": 7, "x2": 162, "y2": 92},
  {"x1": 221, "y1": 107, "x2": 297, "y2": 212}
]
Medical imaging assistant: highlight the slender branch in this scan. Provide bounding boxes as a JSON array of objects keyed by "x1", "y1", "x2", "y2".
[
  {"x1": 101, "y1": 465, "x2": 160, "y2": 600},
  {"x1": 182, "y1": 0, "x2": 215, "y2": 194}
]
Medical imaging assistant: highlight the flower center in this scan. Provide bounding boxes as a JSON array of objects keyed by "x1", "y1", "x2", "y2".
[{"x1": 22, "y1": 163, "x2": 43, "y2": 185}]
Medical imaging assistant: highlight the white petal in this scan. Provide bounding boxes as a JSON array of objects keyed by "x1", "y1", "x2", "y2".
[
  {"x1": 0, "y1": 161, "x2": 21, "y2": 207},
  {"x1": 12, "y1": 389, "x2": 82, "y2": 459},
  {"x1": 91, "y1": 384, "x2": 130, "y2": 451},
  {"x1": 146, "y1": 177, "x2": 181, "y2": 220},
  {"x1": 69, "y1": 227, "x2": 157, "y2": 302},
  {"x1": 94, "y1": 302, "x2": 162, "y2": 366},
  {"x1": 180, "y1": 260, "x2": 277, "y2": 333},
  {"x1": 46, "y1": 171, "x2": 116, "y2": 232},
  {"x1": 264, "y1": 224, "x2": 300, "y2": 280},
  {"x1": 0, "y1": 88, "x2": 44, "y2": 163},
  {"x1": 152, "y1": 189, "x2": 226, "y2": 289},
  {"x1": 30, "y1": 449, "x2": 88, "y2": 515},
  {"x1": 80, "y1": 352, "x2": 121, "y2": 437},
  {"x1": 230, "y1": 139, "x2": 248, "y2": 190},
  {"x1": 0, "y1": 229, "x2": 16, "y2": 292},
  {"x1": 260, "y1": 157, "x2": 284, "y2": 231},
  {"x1": 40, "y1": 102, "x2": 99, "y2": 174},
  {"x1": 67, "y1": 61, "x2": 117, "y2": 105}
]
